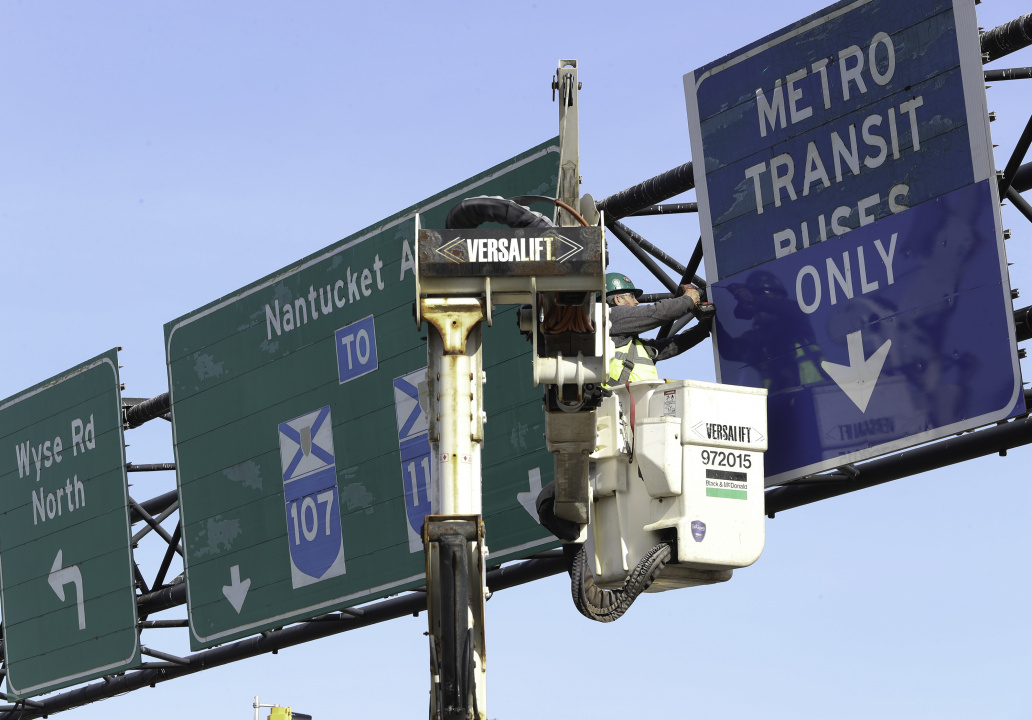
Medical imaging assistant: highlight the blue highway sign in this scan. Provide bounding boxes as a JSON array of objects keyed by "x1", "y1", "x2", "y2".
[{"x1": 685, "y1": 0, "x2": 1022, "y2": 483}]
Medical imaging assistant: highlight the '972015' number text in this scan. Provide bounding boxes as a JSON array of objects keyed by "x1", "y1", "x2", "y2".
[{"x1": 700, "y1": 450, "x2": 752, "y2": 469}]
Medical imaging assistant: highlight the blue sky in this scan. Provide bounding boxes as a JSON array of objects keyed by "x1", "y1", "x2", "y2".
[{"x1": 2, "y1": 1, "x2": 1031, "y2": 718}]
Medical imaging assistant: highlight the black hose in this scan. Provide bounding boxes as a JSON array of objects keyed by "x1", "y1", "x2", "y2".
[
  {"x1": 445, "y1": 196, "x2": 554, "y2": 230},
  {"x1": 565, "y1": 542, "x2": 671, "y2": 623},
  {"x1": 124, "y1": 393, "x2": 171, "y2": 429},
  {"x1": 536, "y1": 481, "x2": 672, "y2": 622},
  {"x1": 463, "y1": 628, "x2": 478, "y2": 720},
  {"x1": 596, "y1": 162, "x2": 695, "y2": 221}
]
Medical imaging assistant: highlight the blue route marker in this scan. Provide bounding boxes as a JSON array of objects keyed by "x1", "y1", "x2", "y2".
[
  {"x1": 685, "y1": 0, "x2": 1022, "y2": 483},
  {"x1": 335, "y1": 315, "x2": 378, "y2": 384},
  {"x1": 278, "y1": 405, "x2": 347, "y2": 587},
  {"x1": 393, "y1": 369, "x2": 434, "y2": 552}
]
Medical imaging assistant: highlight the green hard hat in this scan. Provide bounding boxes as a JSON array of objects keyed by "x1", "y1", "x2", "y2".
[{"x1": 605, "y1": 272, "x2": 643, "y2": 298}]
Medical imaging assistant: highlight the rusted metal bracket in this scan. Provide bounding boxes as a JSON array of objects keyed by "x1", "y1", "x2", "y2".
[{"x1": 419, "y1": 298, "x2": 486, "y2": 355}]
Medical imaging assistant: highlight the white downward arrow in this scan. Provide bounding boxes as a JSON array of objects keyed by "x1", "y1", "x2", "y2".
[
  {"x1": 821, "y1": 330, "x2": 892, "y2": 414},
  {"x1": 516, "y1": 467, "x2": 543, "y2": 523},
  {"x1": 222, "y1": 564, "x2": 251, "y2": 614},
  {"x1": 48, "y1": 549, "x2": 86, "y2": 630}
]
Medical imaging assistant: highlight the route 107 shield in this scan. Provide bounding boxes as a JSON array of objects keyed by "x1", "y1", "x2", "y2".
[{"x1": 278, "y1": 405, "x2": 347, "y2": 587}]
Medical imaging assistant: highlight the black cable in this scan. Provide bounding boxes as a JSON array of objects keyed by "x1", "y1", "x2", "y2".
[
  {"x1": 596, "y1": 162, "x2": 695, "y2": 220},
  {"x1": 565, "y1": 542, "x2": 671, "y2": 623},
  {"x1": 124, "y1": 393, "x2": 171, "y2": 429},
  {"x1": 981, "y1": 12, "x2": 1032, "y2": 64},
  {"x1": 445, "y1": 196, "x2": 554, "y2": 230}
]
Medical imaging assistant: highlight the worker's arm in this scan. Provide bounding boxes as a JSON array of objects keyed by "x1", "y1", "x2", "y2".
[{"x1": 609, "y1": 294, "x2": 696, "y2": 336}]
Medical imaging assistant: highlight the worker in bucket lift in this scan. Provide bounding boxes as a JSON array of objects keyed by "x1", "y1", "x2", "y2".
[{"x1": 604, "y1": 272, "x2": 713, "y2": 387}]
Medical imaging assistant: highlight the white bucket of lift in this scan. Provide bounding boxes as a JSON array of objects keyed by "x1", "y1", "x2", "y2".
[{"x1": 588, "y1": 379, "x2": 767, "y2": 591}]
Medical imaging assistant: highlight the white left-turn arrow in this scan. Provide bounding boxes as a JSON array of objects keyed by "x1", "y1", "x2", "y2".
[
  {"x1": 222, "y1": 564, "x2": 251, "y2": 614},
  {"x1": 821, "y1": 330, "x2": 892, "y2": 414},
  {"x1": 48, "y1": 549, "x2": 86, "y2": 630}
]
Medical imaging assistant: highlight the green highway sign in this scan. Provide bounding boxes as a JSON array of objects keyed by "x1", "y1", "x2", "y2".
[
  {"x1": 166, "y1": 139, "x2": 561, "y2": 650},
  {"x1": 0, "y1": 349, "x2": 141, "y2": 698}
]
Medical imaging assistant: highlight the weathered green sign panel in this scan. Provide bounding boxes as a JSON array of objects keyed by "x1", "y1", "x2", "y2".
[
  {"x1": 166, "y1": 139, "x2": 561, "y2": 650},
  {"x1": 0, "y1": 350, "x2": 140, "y2": 698}
]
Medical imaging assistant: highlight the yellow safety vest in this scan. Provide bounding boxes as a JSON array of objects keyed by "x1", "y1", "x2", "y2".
[{"x1": 605, "y1": 337, "x2": 659, "y2": 387}]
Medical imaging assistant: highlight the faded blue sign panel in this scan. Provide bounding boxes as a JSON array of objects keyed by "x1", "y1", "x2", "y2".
[{"x1": 685, "y1": 0, "x2": 1022, "y2": 483}]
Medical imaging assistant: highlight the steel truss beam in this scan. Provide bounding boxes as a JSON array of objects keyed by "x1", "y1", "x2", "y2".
[
  {"x1": 999, "y1": 113, "x2": 1032, "y2": 197},
  {"x1": 606, "y1": 220, "x2": 680, "y2": 293},
  {"x1": 985, "y1": 67, "x2": 1032, "y2": 82},
  {"x1": 1007, "y1": 186, "x2": 1032, "y2": 226},
  {"x1": 765, "y1": 403, "x2": 1032, "y2": 515},
  {"x1": 1013, "y1": 162, "x2": 1031, "y2": 193},
  {"x1": 629, "y1": 203, "x2": 698, "y2": 216}
]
